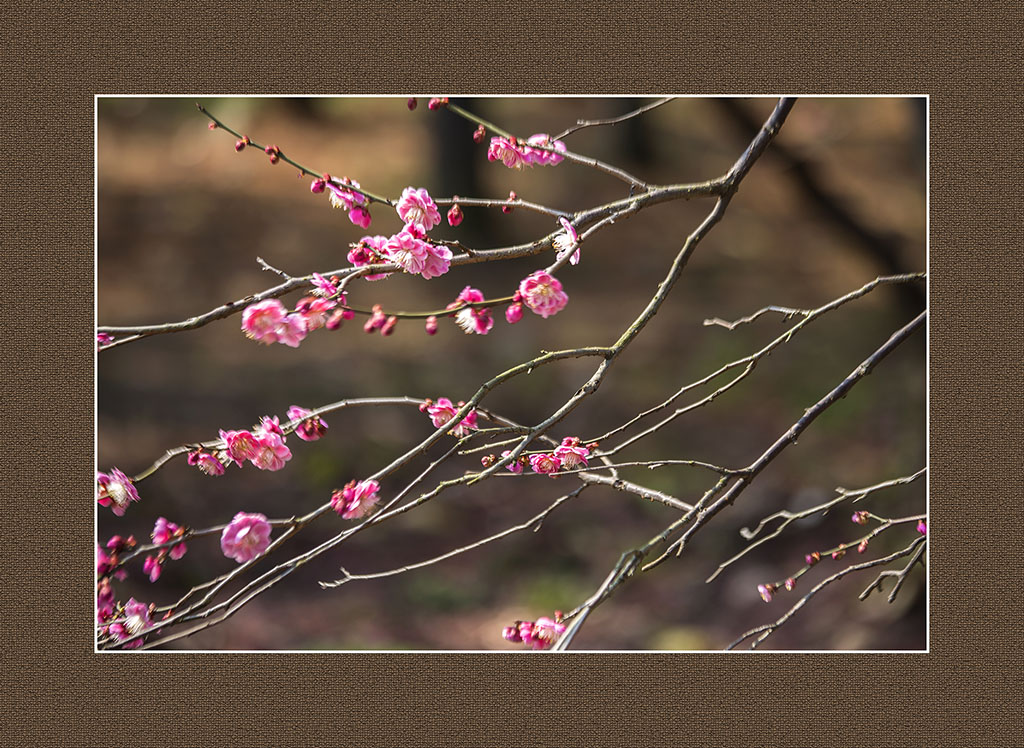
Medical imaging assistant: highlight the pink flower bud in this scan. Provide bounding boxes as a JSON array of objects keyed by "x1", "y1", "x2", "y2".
[
  {"x1": 832, "y1": 549, "x2": 846, "y2": 561},
  {"x1": 310, "y1": 178, "x2": 326, "y2": 194},
  {"x1": 805, "y1": 551, "x2": 821, "y2": 566},
  {"x1": 380, "y1": 315, "x2": 398, "y2": 336},
  {"x1": 425, "y1": 315, "x2": 438, "y2": 335},
  {"x1": 502, "y1": 190, "x2": 517, "y2": 214},
  {"x1": 505, "y1": 302, "x2": 523, "y2": 324},
  {"x1": 857, "y1": 539, "x2": 869, "y2": 553},
  {"x1": 784, "y1": 578, "x2": 796, "y2": 591},
  {"x1": 234, "y1": 138, "x2": 247, "y2": 152},
  {"x1": 758, "y1": 583, "x2": 776, "y2": 603},
  {"x1": 473, "y1": 125, "x2": 486, "y2": 144},
  {"x1": 208, "y1": 122, "x2": 217, "y2": 130},
  {"x1": 447, "y1": 203, "x2": 464, "y2": 227},
  {"x1": 407, "y1": 97, "x2": 418, "y2": 110},
  {"x1": 917, "y1": 520, "x2": 927, "y2": 536},
  {"x1": 852, "y1": 510, "x2": 870, "y2": 525}
]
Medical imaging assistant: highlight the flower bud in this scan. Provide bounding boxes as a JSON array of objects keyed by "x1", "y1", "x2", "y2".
[
  {"x1": 505, "y1": 302, "x2": 523, "y2": 324},
  {"x1": 502, "y1": 190, "x2": 517, "y2": 214},
  {"x1": 857, "y1": 539, "x2": 869, "y2": 553},
  {"x1": 852, "y1": 510, "x2": 870, "y2": 525},
  {"x1": 832, "y1": 549, "x2": 846, "y2": 561},
  {"x1": 311, "y1": 178, "x2": 326, "y2": 194},
  {"x1": 407, "y1": 97, "x2": 418, "y2": 110},
  {"x1": 425, "y1": 315, "x2": 438, "y2": 335},
  {"x1": 480, "y1": 455, "x2": 496, "y2": 468},
  {"x1": 380, "y1": 315, "x2": 398, "y2": 336},
  {"x1": 917, "y1": 520, "x2": 927, "y2": 536},
  {"x1": 447, "y1": 203, "x2": 464, "y2": 227},
  {"x1": 805, "y1": 551, "x2": 821, "y2": 566},
  {"x1": 208, "y1": 122, "x2": 217, "y2": 130},
  {"x1": 784, "y1": 577, "x2": 796, "y2": 591},
  {"x1": 473, "y1": 125, "x2": 486, "y2": 143}
]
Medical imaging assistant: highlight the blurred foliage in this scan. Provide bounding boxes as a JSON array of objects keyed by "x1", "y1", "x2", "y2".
[{"x1": 98, "y1": 97, "x2": 925, "y2": 650}]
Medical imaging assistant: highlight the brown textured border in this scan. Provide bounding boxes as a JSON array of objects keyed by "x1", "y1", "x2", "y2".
[{"x1": 5, "y1": 5, "x2": 1021, "y2": 746}]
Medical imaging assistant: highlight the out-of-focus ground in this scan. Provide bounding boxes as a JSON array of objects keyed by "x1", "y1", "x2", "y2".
[{"x1": 97, "y1": 97, "x2": 926, "y2": 650}]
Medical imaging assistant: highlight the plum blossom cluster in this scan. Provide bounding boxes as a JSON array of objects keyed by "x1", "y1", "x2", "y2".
[
  {"x1": 502, "y1": 611, "x2": 567, "y2": 650},
  {"x1": 102, "y1": 597, "x2": 155, "y2": 649},
  {"x1": 142, "y1": 517, "x2": 188, "y2": 583},
  {"x1": 421, "y1": 397, "x2": 478, "y2": 437},
  {"x1": 530, "y1": 437, "x2": 593, "y2": 477},
  {"x1": 241, "y1": 276, "x2": 353, "y2": 348},
  {"x1": 487, "y1": 134, "x2": 567, "y2": 170},
  {"x1": 220, "y1": 512, "x2": 273, "y2": 564},
  {"x1": 330, "y1": 478, "x2": 381, "y2": 519},
  {"x1": 96, "y1": 468, "x2": 141, "y2": 516},
  {"x1": 216, "y1": 414, "x2": 296, "y2": 474}
]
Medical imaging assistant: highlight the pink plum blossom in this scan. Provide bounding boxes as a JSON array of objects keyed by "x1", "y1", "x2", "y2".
[
  {"x1": 917, "y1": 520, "x2": 927, "y2": 536},
  {"x1": 96, "y1": 468, "x2": 140, "y2": 516},
  {"x1": 311, "y1": 272, "x2": 340, "y2": 297},
  {"x1": 108, "y1": 598, "x2": 153, "y2": 649},
  {"x1": 220, "y1": 429, "x2": 259, "y2": 466},
  {"x1": 502, "y1": 612, "x2": 566, "y2": 650},
  {"x1": 249, "y1": 431, "x2": 291, "y2": 471},
  {"x1": 348, "y1": 205, "x2": 372, "y2": 229},
  {"x1": 220, "y1": 512, "x2": 273, "y2": 563},
  {"x1": 275, "y1": 313, "x2": 308, "y2": 348},
  {"x1": 452, "y1": 286, "x2": 494, "y2": 335},
  {"x1": 502, "y1": 450, "x2": 523, "y2": 474},
  {"x1": 552, "y1": 217, "x2": 580, "y2": 265},
  {"x1": 554, "y1": 437, "x2": 590, "y2": 470},
  {"x1": 327, "y1": 178, "x2": 367, "y2": 212},
  {"x1": 152, "y1": 517, "x2": 187, "y2": 560},
  {"x1": 488, "y1": 136, "x2": 527, "y2": 169},
  {"x1": 97, "y1": 332, "x2": 114, "y2": 348},
  {"x1": 418, "y1": 241, "x2": 453, "y2": 279},
  {"x1": 529, "y1": 453, "x2": 561, "y2": 476},
  {"x1": 396, "y1": 187, "x2": 442, "y2": 233},
  {"x1": 519, "y1": 271, "x2": 568, "y2": 318},
  {"x1": 241, "y1": 299, "x2": 287, "y2": 344},
  {"x1": 349, "y1": 235, "x2": 392, "y2": 281},
  {"x1": 385, "y1": 227, "x2": 430, "y2": 276},
  {"x1": 187, "y1": 449, "x2": 226, "y2": 476},
  {"x1": 331, "y1": 479, "x2": 381, "y2": 520},
  {"x1": 288, "y1": 405, "x2": 328, "y2": 441},
  {"x1": 522, "y1": 134, "x2": 567, "y2": 166},
  {"x1": 424, "y1": 397, "x2": 478, "y2": 437}
]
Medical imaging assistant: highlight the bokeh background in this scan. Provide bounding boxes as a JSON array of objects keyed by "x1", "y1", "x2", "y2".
[{"x1": 97, "y1": 96, "x2": 926, "y2": 650}]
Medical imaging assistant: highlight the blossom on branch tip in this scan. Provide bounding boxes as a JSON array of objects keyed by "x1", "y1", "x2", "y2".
[
  {"x1": 331, "y1": 479, "x2": 381, "y2": 520},
  {"x1": 97, "y1": 332, "x2": 114, "y2": 348},
  {"x1": 425, "y1": 397, "x2": 478, "y2": 437},
  {"x1": 518, "y1": 271, "x2": 568, "y2": 318},
  {"x1": 451, "y1": 286, "x2": 494, "y2": 335},
  {"x1": 396, "y1": 187, "x2": 442, "y2": 233},
  {"x1": 97, "y1": 469, "x2": 140, "y2": 516},
  {"x1": 221, "y1": 512, "x2": 273, "y2": 563},
  {"x1": 287, "y1": 405, "x2": 328, "y2": 441}
]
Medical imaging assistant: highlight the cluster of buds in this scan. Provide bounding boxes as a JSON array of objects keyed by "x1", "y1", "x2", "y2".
[
  {"x1": 234, "y1": 135, "x2": 251, "y2": 152},
  {"x1": 481, "y1": 452, "x2": 531, "y2": 473},
  {"x1": 363, "y1": 304, "x2": 398, "y2": 336},
  {"x1": 427, "y1": 96, "x2": 449, "y2": 110},
  {"x1": 142, "y1": 517, "x2": 188, "y2": 582},
  {"x1": 502, "y1": 611, "x2": 567, "y2": 650},
  {"x1": 851, "y1": 510, "x2": 870, "y2": 525},
  {"x1": 96, "y1": 331, "x2": 114, "y2": 349},
  {"x1": 264, "y1": 144, "x2": 281, "y2": 164}
]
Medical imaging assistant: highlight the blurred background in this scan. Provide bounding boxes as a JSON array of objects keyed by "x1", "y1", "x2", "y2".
[{"x1": 97, "y1": 96, "x2": 926, "y2": 650}]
